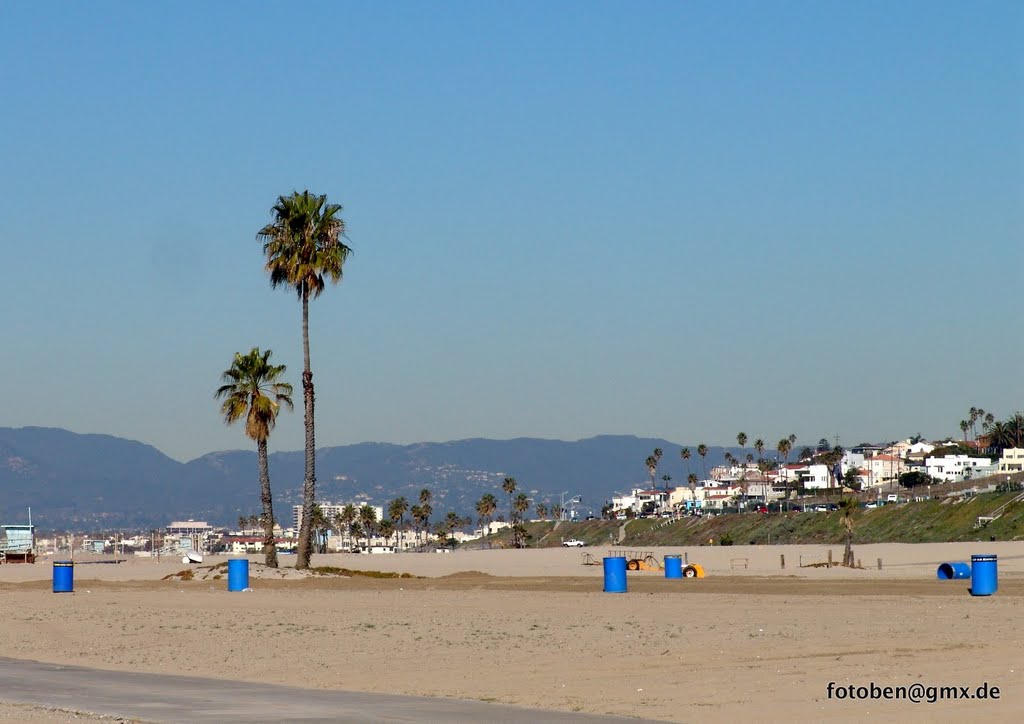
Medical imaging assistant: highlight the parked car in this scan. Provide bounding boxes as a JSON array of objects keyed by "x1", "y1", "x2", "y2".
[
  {"x1": 562, "y1": 539, "x2": 586, "y2": 547},
  {"x1": 886, "y1": 494, "x2": 900, "y2": 503}
]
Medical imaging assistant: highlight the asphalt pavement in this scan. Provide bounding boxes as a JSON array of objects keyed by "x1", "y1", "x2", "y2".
[{"x1": 0, "y1": 656, "x2": 638, "y2": 723}]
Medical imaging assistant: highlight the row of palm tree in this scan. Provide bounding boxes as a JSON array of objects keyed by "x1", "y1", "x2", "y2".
[{"x1": 215, "y1": 191, "x2": 352, "y2": 569}]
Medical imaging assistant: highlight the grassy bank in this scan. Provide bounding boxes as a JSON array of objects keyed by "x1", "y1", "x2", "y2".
[{"x1": 482, "y1": 491, "x2": 1024, "y2": 548}]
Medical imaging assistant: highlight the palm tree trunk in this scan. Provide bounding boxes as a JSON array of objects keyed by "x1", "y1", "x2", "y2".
[
  {"x1": 257, "y1": 439, "x2": 279, "y2": 568},
  {"x1": 296, "y1": 290, "x2": 317, "y2": 569},
  {"x1": 843, "y1": 516, "x2": 854, "y2": 567}
]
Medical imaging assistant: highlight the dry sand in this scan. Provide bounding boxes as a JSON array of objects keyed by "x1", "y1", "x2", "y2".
[{"x1": 2, "y1": 543, "x2": 1023, "y2": 722}]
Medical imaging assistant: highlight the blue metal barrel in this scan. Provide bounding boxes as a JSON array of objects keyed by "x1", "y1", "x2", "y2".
[
  {"x1": 936, "y1": 562, "x2": 971, "y2": 580},
  {"x1": 227, "y1": 558, "x2": 250, "y2": 591},
  {"x1": 52, "y1": 561, "x2": 74, "y2": 593},
  {"x1": 971, "y1": 554, "x2": 997, "y2": 596},
  {"x1": 603, "y1": 556, "x2": 627, "y2": 593},
  {"x1": 664, "y1": 555, "x2": 683, "y2": 579}
]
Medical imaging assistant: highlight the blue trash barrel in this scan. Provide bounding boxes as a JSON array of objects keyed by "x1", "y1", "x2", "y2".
[
  {"x1": 227, "y1": 558, "x2": 250, "y2": 591},
  {"x1": 603, "y1": 556, "x2": 627, "y2": 593},
  {"x1": 52, "y1": 561, "x2": 74, "y2": 593},
  {"x1": 936, "y1": 562, "x2": 971, "y2": 580},
  {"x1": 971, "y1": 554, "x2": 997, "y2": 596},
  {"x1": 664, "y1": 555, "x2": 683, "y2": 579}
]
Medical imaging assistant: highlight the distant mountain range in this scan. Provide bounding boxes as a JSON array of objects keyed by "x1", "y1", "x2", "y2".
[{"x1": 0, "y1": 427, "x2": 741, "y2": 530}]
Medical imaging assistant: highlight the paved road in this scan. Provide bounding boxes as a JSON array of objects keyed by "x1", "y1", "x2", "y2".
[{"x1": 0, "y1": 657, "x2": 637, "y2": 723}]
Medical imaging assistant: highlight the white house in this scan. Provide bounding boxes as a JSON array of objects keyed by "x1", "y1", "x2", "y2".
[
  {"x1": 924, "y1": 455, "x2": 993, "y2": 483},
  {"x1": 611, "y1": 487, "x2": 669, "y2": 514},
  {"x1": 906, "y1": 441, "x2": 936, "y2": 457},
  {"x1": 997, "y1": 448, "x2": 1024, "y2": 474},
  {"x1": 799, "y1": 464, "x2": 834, "y2": 491},
  {"x1": 840, "y1": 451, "x2": 866, "y2": 475}
]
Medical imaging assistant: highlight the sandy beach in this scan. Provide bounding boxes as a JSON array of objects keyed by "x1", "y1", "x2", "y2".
[{"x1": 2, "y1": 543, "x2": 1023, "y2": 722}]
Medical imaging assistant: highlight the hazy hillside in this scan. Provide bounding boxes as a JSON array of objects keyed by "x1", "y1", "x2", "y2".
[{"x1": 0, "y1": 427, "x2": 742, "y2": 529}]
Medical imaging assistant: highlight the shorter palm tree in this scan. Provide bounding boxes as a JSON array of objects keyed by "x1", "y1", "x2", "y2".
[{"x1": 215, "y1": 347, "x2": 293, "y2": 568}]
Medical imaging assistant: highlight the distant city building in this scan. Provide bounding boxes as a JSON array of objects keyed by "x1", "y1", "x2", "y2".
[
  {"x1": 166, "y1": 520, "x2": 213, "y2": 536},
  {"x1": 293, "y1": 502, "x2": 384, "y2": 531}
]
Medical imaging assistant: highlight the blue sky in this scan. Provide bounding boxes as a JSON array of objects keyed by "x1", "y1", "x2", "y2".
[{"x1": 1, "y1": 2, "x2": 1021, "y2": 462}]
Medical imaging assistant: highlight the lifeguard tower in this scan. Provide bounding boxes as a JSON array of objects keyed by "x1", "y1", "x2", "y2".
[{"x1": 1, "y1": 523, "x2": 37, "y2": 564}]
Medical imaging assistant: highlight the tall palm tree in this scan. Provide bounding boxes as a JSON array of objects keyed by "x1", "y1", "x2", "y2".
[
  {"x1": 444, "y1": 511, "x2": 463, "y2": 541},
  {"x1": 696, "y1": 443, "x2": 708, "y2": 481},
  {"x1": 476, "y1": 493, "x2": 497, "y2": 544},
  {"x1": 418, "y1": 488, "x2": 433, "y2": 546},
  {"x1": 736, "y1": 433, "x2": 748, "y2": 504},
  {"x1": 777, "y1": 437, "x2": 793, "y2": 508},
  {"x1": 513, "y1": 492, "x2": 530, "y2": 547},
  {"x1": 338, "y1": 503, "x2": 357, "y2": 549},
  {"x1": 960, "y1": 420, "x2": 970, "y2": 444},
  {"x1": 358, "y1": 504, "x2": 377, "y2": 549},
  {"x1": 388, "y1": 496, "x2": 409, "y2": 551},
  {"x1": 687, "y1": 473, "x2": 698, "y2": 512},
  {"x1": 349, "y1": 521, "x2": 363, "y2": 551},
  {"x1": 215, "y1": 348, "x2": 293, "y2": 568},
  {"x1": 645, "y1": 455, "x2": 657, "y2": 488},
  {"x1": 259, "y1": 189, "x2": 352, "y2": 570},
  {"x1": 646, "y1": 447, "x2": 663, "y2": 489},
  {"x1": 1011, "y1": 413, "x2": 1024, "y2": 448},
  {"x1": 433, "y1": 521, "x2": 449, "y2": 548},
  {"x1": 680, "y1": 447, "x2": 691, "y2": 481},
  {"x1": 308, "y1": 503, "x2": 330, "y2": 553},
  {"x1": 502, "y1": 477, "x2": 517, "y2": 521}
]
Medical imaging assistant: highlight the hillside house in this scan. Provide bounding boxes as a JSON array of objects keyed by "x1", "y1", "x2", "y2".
[
  {"x1": 997, "y1": 448, "x2": 1024, "y2": 474},
  {"x1": 924, "y1": 454, "x2": 994, "y2": 483}
]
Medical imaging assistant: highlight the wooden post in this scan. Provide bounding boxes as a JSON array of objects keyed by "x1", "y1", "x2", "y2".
[
  {"x1": 877, "y1": 558, "x2": 882, "y2": 570},
  {"x1": 780, "y1": 554, "x2": 785, "y2": 569},
  {"x1": 857, "y1": 559, "x2": 862, "y2": 569},
  {"x1": 684, "y1": 551, "x2": 689, "y2": 564},
  {"x1": 827, "y1": 549, "x2": 833, "y2": 566}
]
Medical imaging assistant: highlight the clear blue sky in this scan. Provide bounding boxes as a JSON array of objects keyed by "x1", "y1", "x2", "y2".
[{"x1": 2, "y1": 2, "x2": 1021, "y2": 462}]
